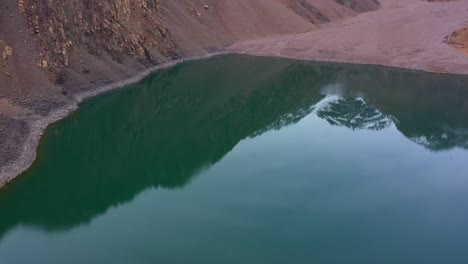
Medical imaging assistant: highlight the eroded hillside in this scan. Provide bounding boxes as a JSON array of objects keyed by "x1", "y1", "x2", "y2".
[
  {"x1": 0, "y1": 0, "x2": 379, "y2": 101},
  {"x1": 18, "y1": 0, "x2": 177, "y2": 84}
]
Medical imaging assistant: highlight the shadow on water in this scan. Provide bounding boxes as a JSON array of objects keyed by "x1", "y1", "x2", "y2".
[{"x1": 0, "y1": 54, "x2": 467, "y2": 238}]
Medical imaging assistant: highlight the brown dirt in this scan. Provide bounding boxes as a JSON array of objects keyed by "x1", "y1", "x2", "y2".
[
  {"x1": 0, "y1": 114, "x2": 28, "y2": 166},
  {"x1": 445, "y1": 27, "x2": 468, "y2": 55}
]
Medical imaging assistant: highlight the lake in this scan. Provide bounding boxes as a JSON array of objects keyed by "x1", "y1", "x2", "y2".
[{"x1": 1, "y1": 55, "x2": 468, "y2": 263}]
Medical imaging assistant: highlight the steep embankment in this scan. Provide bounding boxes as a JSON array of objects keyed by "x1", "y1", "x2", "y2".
[
  {"x1": 1, "y1": 0, "x2": 379, "y2": 101},
  {"x1": 0, "y1": 0, "x2": 379, "y2": 185}
]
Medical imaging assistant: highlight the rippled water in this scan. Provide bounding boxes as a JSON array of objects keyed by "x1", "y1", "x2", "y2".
[{"x1": 1, "y1": 55, "x2": 468, "y2": 263}]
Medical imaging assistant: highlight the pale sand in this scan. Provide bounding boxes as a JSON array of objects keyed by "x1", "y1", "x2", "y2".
[{"x1": 229, "y1": 0, "x2": 468, "y2": 74}]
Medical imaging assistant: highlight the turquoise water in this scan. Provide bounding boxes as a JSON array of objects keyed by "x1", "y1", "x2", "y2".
[{"x1": 1, "y1": 55, "x2": 468, "y2": 263}]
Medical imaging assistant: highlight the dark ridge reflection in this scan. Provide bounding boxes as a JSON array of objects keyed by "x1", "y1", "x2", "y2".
[
  {"x1": 0, "y1": 55, "x2": 467, "y2": 238},
  {"x1": 322, "y1": 66, "x2": 468, "y2": 151},
  {"x1": 316, "y1": 96, "x2": 394, "y2": 131}
]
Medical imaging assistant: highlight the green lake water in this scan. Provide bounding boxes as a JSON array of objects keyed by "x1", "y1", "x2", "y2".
[{"x1": 1, "y1": 55, "x2": 468, "y2": 263}]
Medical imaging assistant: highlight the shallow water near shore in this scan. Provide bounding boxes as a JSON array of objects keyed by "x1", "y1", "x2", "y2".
[{"x1": 1, "y1": 55, "x2": 468, "y2": 263}]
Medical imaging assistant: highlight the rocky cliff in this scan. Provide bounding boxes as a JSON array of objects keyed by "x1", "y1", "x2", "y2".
[{"x1": 18, "y1": 0, "x2": 177, "y2": 84}]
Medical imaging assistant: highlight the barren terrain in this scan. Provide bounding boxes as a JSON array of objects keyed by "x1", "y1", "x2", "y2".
[{"x1": 230, "y1": 0, "x2": 468, "y2": 75}]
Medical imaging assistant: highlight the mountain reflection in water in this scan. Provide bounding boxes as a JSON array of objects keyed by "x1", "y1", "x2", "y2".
[{"x1": 0, "y1": 55, "x2": 467, "y2": 238}]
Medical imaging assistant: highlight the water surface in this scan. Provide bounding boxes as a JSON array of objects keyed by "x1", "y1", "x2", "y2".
[{"x1": 1, "y1": 55, "x2": 468, "y2": 263}]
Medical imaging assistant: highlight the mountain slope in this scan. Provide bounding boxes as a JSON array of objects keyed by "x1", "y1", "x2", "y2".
[{"x1": 0, "y1": 0, "x2": 379, "y2": 102}]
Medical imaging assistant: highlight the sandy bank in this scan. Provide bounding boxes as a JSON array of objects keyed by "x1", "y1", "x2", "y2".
[{"x1": 229, "y1": 0, "x2": 468, "y2": 75}]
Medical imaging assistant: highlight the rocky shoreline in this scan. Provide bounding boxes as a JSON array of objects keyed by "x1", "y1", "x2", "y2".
[{"x1": 0, "y1": 52, "x2": 225, "y2": 187}]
